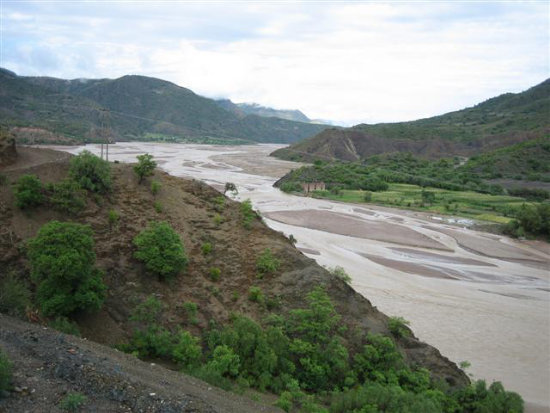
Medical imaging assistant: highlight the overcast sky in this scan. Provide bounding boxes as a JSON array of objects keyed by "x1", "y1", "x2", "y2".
[{"x1": 2, "y1": 1, "x2": 549, "y2": 125}]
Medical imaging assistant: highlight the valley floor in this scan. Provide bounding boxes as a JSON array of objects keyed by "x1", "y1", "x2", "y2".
[{"x1": 47, "y1": 142, "x2": 550, "y2": 412}]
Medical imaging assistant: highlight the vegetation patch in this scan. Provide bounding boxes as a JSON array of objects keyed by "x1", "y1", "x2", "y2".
[
  {"x1": 27, "y1": 221, "x2": 107, "y2": 317},
  {"x1": 133, "y1": 221, "x2": 187, "y2": 280},
  {"x1": 69, "y1": 150, "x2": 112, "y2": 193}
]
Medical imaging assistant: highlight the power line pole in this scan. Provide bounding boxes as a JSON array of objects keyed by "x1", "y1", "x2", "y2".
[{"x1": 98, "y1": 109, "x2": 111, "y2": 160}]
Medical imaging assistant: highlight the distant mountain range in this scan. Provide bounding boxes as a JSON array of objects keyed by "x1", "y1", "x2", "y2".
[
  {"x1": 272, "y1": 79, "x2": 550, "y2": 161},
  {"x1": 0, "y1": 68, "x2": 328, "y2": 144}
]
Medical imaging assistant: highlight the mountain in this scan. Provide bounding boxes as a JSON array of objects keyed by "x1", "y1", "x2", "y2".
[
  {"x1": 272, "y1": 79, "x2": 550, "y2": 161},
  {"x1": 0, "y1": 69, "x2": 328, "y2": 144},
  {"x1": 215, "y1": 99, "x2": 313, "y2": 123}
]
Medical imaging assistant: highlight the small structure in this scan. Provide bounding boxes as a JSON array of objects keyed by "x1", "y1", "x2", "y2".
[{"x1": 301, "y1": 182, "x2": 326, "y2": 194}]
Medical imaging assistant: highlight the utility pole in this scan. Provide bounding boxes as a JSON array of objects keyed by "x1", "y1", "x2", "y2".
[{"x1": 99, "y1": 109, "x2": 111, "y2": 160}]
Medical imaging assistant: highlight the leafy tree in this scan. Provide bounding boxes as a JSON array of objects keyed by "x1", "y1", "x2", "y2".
[
  {"x1": 421, "y1": 190, "x2": 436, "y2": 205},
  {"x1": 14, "y1": 174, "x2": 44, "y2": 208},
  {"x1": 224, "y1": 182, "x2": 237, "y2": 195},
  {"x1": 240, "y1": 199, "x2": 255, "y2": 229},
  {"x1": 172, "y1": 330, "x2": 202, "y2": 368},
  {"x1": 133, "y1": 221, "x2": 187, "y2": 280},
  {"x1": 134, "y1": 153, "x2": 157, "y2": 184},
  {"x1": 27, "y1": 221, "x2": 106, "y2": 317},
  {"x1": 69, "y1": 150, "x2": 112, "y2": 193}
]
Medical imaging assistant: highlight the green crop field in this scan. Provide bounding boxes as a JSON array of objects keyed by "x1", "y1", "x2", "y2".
[{"x1": 312, "y1": 183, "x2": 534, "y2": 223}]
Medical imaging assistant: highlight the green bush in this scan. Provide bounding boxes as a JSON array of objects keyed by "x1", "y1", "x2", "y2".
[
  {"x1": 172, "y1": 330, "x2": 202, "y2": 368},
  {"x1": 183, "y1": 301, "x2": 199, "y2": 325},
  {"x1": 49, "y1": 316, "x2": 81, "y2": 336},
  {"x1": 108, "y1": 209, "x2": 120, "y2": 229},
  {"x1": 388, "y1": 316, "x2": 411, "y2": 338},
  {"x1": 213, "y1": 196, "x2": 225, "y2": 212},
  {"x1": 59, "y1": 392, "x2": 87, "y2": 412},
  {"x1": 150, "y1": 180, "x2": 162, "y2": 196},
  {"x1": 248, "y1": 286, "x2": 264, "y2": 304},
  {"x1": 69, "y1": 150, "x2": 112, "y2": 193},
  {"x1": 0, "y1": 273, "x2": 31, "y2": 317},
  {"x1": 153, "y1": 201, "x2": 163, "y2": 213},
  {"x1": 240, "y1": 199, "x2": 255, "y2": 229},
  {"x1": 328, "y1": 266, "x2": 351, "y2": 284},
  {"x1": 256, "y1": 248, "x2": 280, "y2": 276},
  {"x1": 280, "y1": 182, "x2": 303, "y2": 193},
  {"x1": 49, "y1": 179, "x2": 86, "y2": 214},
  {"x1": 130, "y1": 296, "x2": 163, "y2": 324},
  {"x1": 0, "y1": 349, "x2": 12, "y2": 396},
  {"x1": 133, "y1": 221, "x2": 187, "y2": 280},
  {"x1": 201, "y1": 242, "x2": 213, "y2": 255},
  {"x1": 134, "y1": 153, "x2": 157, "y2": 184},
  {"x1": 209, "y1": 267, "x2": 221, "y2": 281},
  {"x1": 14, "y1": 174, "x2": 44, "y2": 209},
  {"x1": 27, "y1": 221, "x2": 107, "y2": 317}
]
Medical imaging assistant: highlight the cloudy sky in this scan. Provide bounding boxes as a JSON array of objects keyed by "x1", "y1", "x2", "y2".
[{"x1": 2, "y1": 1, "x2": 548, "y2": 125}]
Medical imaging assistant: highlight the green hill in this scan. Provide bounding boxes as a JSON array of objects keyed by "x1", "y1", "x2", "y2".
[
  {"x1": 0, "y1": 69, "x2": 328, "y2": 144},
  {"x1": 272, "y1": 79, "x2": 550, "y2": 161}
]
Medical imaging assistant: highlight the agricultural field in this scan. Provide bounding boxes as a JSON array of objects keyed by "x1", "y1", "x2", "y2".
[{"x1": 312, "y1": 183, "x2": 536, "y2": 224}]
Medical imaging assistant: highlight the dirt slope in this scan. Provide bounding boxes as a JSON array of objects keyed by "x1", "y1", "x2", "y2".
[
  {"x1": 0, "y1": 314, "x2": 280, "y2": 413},
  {"x1": 0, "y1": 147, "x2": 468, "y2": 408}
]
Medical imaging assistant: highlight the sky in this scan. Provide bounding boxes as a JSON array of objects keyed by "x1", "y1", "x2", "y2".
[{"x1": 1, "y1": 1, "x2": 549, "y2": 126}]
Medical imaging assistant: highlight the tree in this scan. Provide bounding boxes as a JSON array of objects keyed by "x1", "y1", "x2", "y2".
[
  {"x1": 421, "y1": 190, "x2": 436, "y2": 206},
  {"x1": 133, "y1": 221, "x2": 187, "y2": 280},
  {"x1": 134, "y1": 153, "x2": 157, "y2": 184},
  {"x1": 69, "y1": 150, "x2": 112, "y2": 193},
  {"x1": 27, "y1": 221, "x2": 106, "y2": 316},
  {"x1": 14, "y1": 174, "x2": 44, "y2": 209},
  {"x1": 224, "y1": 182, "x2": 237, "y2": 195}
]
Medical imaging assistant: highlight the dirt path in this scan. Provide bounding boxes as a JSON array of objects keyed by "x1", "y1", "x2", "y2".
[{"x1": 0, "y1": 314, "x2": 281, "y2": 413}]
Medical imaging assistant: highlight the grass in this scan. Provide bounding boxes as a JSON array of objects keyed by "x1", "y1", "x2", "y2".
[{"x1": 314, "y1": 183, "x2": 532, "y2": 224}]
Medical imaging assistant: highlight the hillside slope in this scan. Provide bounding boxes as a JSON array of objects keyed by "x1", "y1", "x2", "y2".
[
  {"x1": 0, "y1": 69, "x2": 327, "y2": 144},
  {"x1": 272, "y1": 79, "x2": 550, "y2": 161},
  {"x1": 0, "y1": 314, "x2": 280, "y2": 413},
  {"x1": 0, "y1": 147, "x2": 470, "y2": 408}
]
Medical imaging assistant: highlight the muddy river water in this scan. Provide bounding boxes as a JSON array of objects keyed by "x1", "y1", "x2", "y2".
[{"x1": 51, "y1": 142, "x2": 550, "y2": 411}]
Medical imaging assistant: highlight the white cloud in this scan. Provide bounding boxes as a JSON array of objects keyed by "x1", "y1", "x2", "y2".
[{"x1": 2, "y1": 2, "x2": 548, "y2": 125}]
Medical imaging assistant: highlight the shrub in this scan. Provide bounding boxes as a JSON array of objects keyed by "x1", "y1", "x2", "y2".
[
  {"x1": 69, "y1": 150, "x2": 112, "y2": 193},
  {"x1": 213, "y1": 196, "x2": 225, "y2": 212},
  {"x1": 14, "y1": 174, "x2": 44, "y2": 209},
  {"x1": 108, "y1": 209, "x2": 120, "y2": 229},
  {"x1": 0, "y1": 349, "x2": 12, "y2": 396},
  {"x1": 363, "y1": 191, "x2": 373, "y2": 202},
  {"x1": 49, "y1": 316, "x2": 81, "y2": 336},
  {"x1": 27, "y1": 221, "x2": 107, "y2": 317},
  {"x1": 207, "y1": 345, "x2": 240, "y2": 378},
  {"x1": 150, "y1": 180, "x2": 162, "y2": 196},
  {"x1": 133, "y1": 221, "x2": 187, "y2": 280},
  {"x1": 134, "y1": 153, "x2": 157, "y2": 184},
  {"x1": 183, "y1": 301, "x2": 199, "y2": 325},
  {"x1": 388, "y1": 316, "x2": 411, "y2": 338},
  {"x1": 59, "y1": 392, "x2": 87, "y2": 412},
  {"x1": 248, "y1": 286, "x2": 264, "y2": 304},
  {"x1": 209, "y1": 267, "x2": 221, "y2": 281},
  {"x1": 153, "y1": 201, "x2": 163, "y2": 213},
  {"x1": 172, "y1": 330, "x2": 202, "y2": 368},
  {"x1": 49, "y1": 179, "x2": 86, "y2": 214},
  {"x1": 280, "y1": 182, "x2": 303, "y2": 193},
  {"x1": 201, "y1": 242, "x2": 213, "y2": 255},
  {"x1": 329, "y1": 266, "x2": 351, "y2": 284},
  {"x1": 213, "y1": 214, "x2": 223, "y2": 226},
  {"x1": 240, "y1": 199, "x2": 255, "y2": 229},
  {"x1": 0, "y1": 273, "x2": 31, "y2": 317},
  {"x1": 131, "y1": 296, "x2": 163, "y2": 324},
  {"x1": 256, "y1": 248, "x2": 280, "y2": 276}
]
